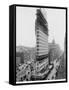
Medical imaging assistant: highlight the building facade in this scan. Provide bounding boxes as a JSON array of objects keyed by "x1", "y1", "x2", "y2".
[{"x1": 35, "y1": 9, "x2": 48, "y2": 62}]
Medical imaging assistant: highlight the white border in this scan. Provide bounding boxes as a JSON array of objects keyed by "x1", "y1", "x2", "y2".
[{"x1": 16, "y1": 79, "x2": 66, "y2": 84}]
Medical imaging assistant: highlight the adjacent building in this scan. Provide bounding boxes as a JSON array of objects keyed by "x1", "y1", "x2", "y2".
[{"x1": 49, "y1": 39, "x2": 62, "y2": 63}]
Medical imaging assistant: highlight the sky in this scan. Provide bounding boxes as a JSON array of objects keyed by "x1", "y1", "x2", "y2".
[
  {"x1": 16, "y1": 7, "x2": 36, "y2": 47},
  {"x1": 16, "y1": 7, "x2": 66, "y2": 50},
  {"x1": 46, "y1": 9, "x2": 66, "y2": 51}
]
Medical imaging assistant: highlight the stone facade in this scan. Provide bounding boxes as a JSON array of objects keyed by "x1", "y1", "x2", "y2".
[{"x1": 35, "y1": 9, "x2": 48, "y2": 62}]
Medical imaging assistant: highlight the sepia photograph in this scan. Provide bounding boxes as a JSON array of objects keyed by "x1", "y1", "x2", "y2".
[{"x1": 16, "y1": 6, "x2": 67, "y2": 84}]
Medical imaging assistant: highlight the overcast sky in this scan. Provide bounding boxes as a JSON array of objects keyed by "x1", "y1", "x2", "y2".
[
  {"x1": 16, "y1": 7, "x2": 66, "y2": 50},
  {"x1": 46, "y1": 8, "x2": 66, "y2": 51}
]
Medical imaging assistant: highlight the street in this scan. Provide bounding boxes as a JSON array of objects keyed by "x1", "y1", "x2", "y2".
[{"x1": 47, "y1": 59, "x2": 60, "y2": 80}]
